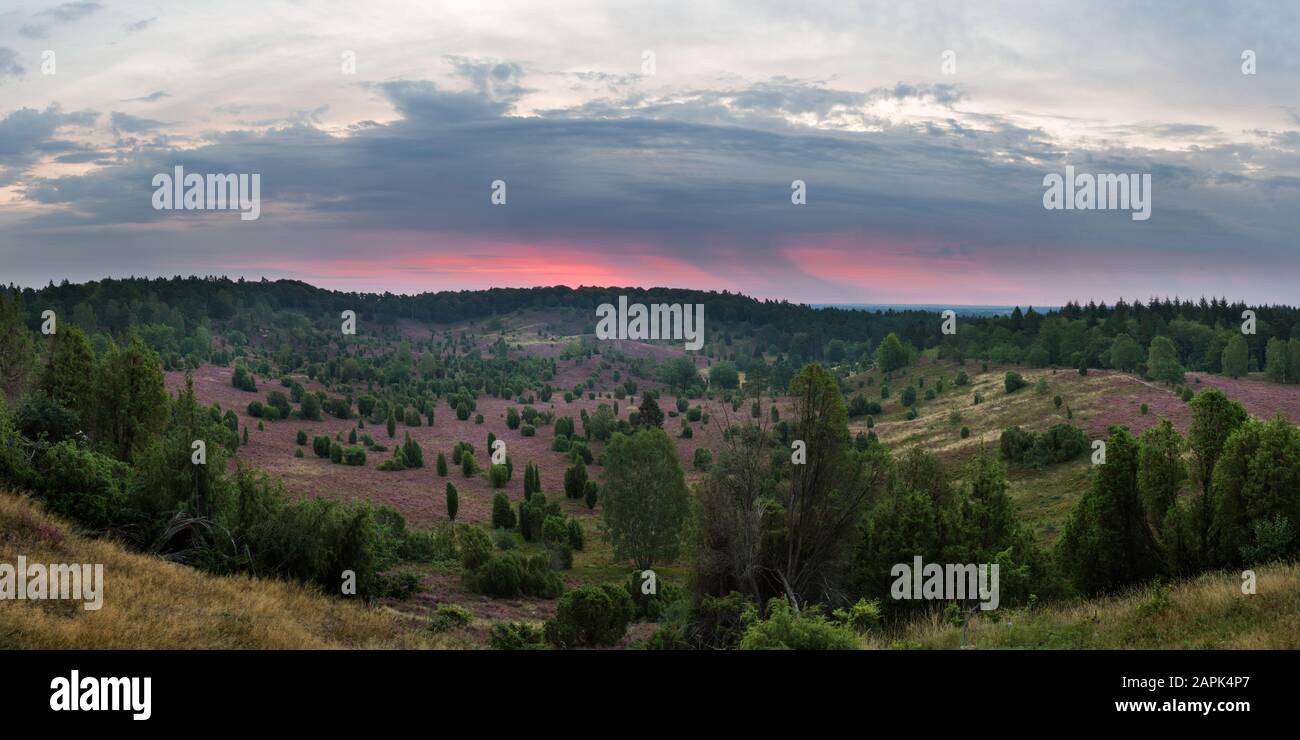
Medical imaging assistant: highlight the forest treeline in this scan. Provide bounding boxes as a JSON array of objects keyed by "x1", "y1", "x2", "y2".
[{"x1": 9, "y1": 277, "x2": 1300, "y2": 385}]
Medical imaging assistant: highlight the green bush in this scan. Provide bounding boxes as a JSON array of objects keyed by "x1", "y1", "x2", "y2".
[
  {"x1": 491, "y1": 491, "x2": 516, "y2": 529},
  {"x1": 625, "y1": 571, "x2": 681, "y2": 621},
  {"x1": 476, "y1": 554, "x2": 523, "y2": 598},
  {"x1": 38, "y1": 441, "x2": 132, "y2": 530},
  {"x1": 519, "y1": 553, "x2": 564, "y2": 598},
  {"x1": 1004, "y1": 372, "x2": 1027, "y2": 393},
  {"x1": 693, "y1": 447, "x2": 712, "y2": 471},
  {"x1": 493, "y1": 527, "x2": 518, "y2": 550},
  {"x1": 999, "y1": 423, "x2": 1087, "y2": 466},
  {"x1": 377, "y1": 571, "x2": 423, "y2": 600},
  {"x1": 541, "y1": 515, "x2": 568, "y2": 546},
  {"x1": 831, "y1": 598, "x2": 883, "y2": 634},
  {"x1": 544, "y1": 584, "x2": 635, "y2": 648},
  {"x1": 489, "y1": 621, "x2": 547, "y2": 650},
  {"x1": 457, "y1": 525, "x2": 493, "y2": 570},
  {"x1": 739, "y1": 598, "x2": 859, "y2": 650},
  {"x1": 567, "y1": 518, "x2": 585, "y2": 550},
  {"x1": 429, "y1": 604, "x2": 473, "y2": 633}
]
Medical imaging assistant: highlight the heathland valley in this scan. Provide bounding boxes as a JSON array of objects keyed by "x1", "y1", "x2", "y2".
[{"x1": 3, "y1": 279, "x2": 1300, "y2": 650}]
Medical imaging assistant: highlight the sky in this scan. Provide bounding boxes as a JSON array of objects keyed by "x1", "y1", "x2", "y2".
[{"x1": 1, "y1": 0, "x2": 1298, "y2": 306}]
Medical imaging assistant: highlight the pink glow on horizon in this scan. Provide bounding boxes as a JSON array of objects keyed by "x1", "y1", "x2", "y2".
[{"x1": 224, "y1": 239, "x2": 735, "y2": 295}]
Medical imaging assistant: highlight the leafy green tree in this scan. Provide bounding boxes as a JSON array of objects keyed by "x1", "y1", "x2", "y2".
[
  {"x1": 778, "y1": 363, "x2": 879, "y2": 607},
  {"x1": 1187, "y1": 389, "x2": 1248, "y2": 559},
  {"x1": 564, "y1": 458, "x2": 588, "y2": 498},
  {"x1": 1265, "y1": 337, "x2": 1296, "y2": 383},
  {"x1": 41, "y1": 325, "x2": 96, "y2": 418},
  {"x1": 401, "y1": 432, "x2": 423, "y2": 468},
  {"x1": 1056, "y1": 426, "x2": 1164, "y2": 594},
  {"x1": 637, "y1": 392, "x2": 664, "y2": 429},
  {"x1": 1108, "y1": 332, "x2": 1142, "y2": 372},
  {"x1": 1220, "y1": 334, "x2": 1249, "y2": 378},
  {"x1": 446, "y1": 482, "x2": 458, "y2": 521},
  {"x1": 386, "y1": 409, "x2": 396, "y2": 438},
  {"x1": 1137, "y1": 419, "x2": 1186, "y2": 534},
  {"x1": 436, "y1": 452, "x2": 448, "y2": 476},
  {"x1": 1148, "y1": 336, "x2": 1183, "y2": 385},
  {"x1": 231, "y1": 364, "x2": 257, "y2": 392},
  {"x1": 600, "y1": 427, "x2": 690, "y2": 570},
  {"x1": 300, "y1": 392, "x2": 322, "y2": 421},
  {"x1": 709, "y1": 362, "x2": 739, "y2": 390},
  {"x1": 874, "y1": 332, "x2": 909, "y2": 374},
  {"x1": 93, "y1": 335, "x2": 169, "y2": 461},
  {"x1": 1210, "y1": 417, "x2": 1300, "y2": 566}
]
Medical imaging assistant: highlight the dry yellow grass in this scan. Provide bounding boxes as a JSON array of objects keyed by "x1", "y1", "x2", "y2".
[
  {"x1": 0, "y1": 491, "x2": 444, "y2": 649},
  {"x1": 880, "y1": 563, "x2": 1300, "y2": 649}
]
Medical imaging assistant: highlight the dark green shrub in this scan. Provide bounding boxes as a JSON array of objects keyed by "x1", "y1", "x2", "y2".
[
  {"x1": 457, "y1": 524, "x2": 493, "y2": 570},
  {"x1": 491, "y1": 491, "x2": 516, "y2": 529},
  {"x1": 476, "y1": 554, "x2": 522, "y2": 598},
  {"x1": 567, "y1": 518, "x2": 585, "y2": 550},
  {"x1": 542, "y1": 515, "x2": 568, "y2": 545},
  {"x1": 544, "y1": 584, "x2": 635, "y2": 648},
  {"x1": 489, "y1": 621, "x2": 546, "y2": 650},
  {"x1": 378, "y1": 571, "x2": 423, "y2": 600},
  {"x1": 1005, "y1": 372, "x2": 1027, "y2": 393},
  {"x1": 38, "y1": 441, "x2": 132, "y2": 530},
  {"x1": 429, "y1": 604, "x2": 473, "y2": 633}
]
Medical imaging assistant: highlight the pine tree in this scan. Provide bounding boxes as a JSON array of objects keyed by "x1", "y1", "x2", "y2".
[
  {"x1": 1187, "y1": 389, "x2": 1248, "y2": 559},
  {"x1": 446, "y1": 482, "x2": 458, "y2": 522},
  {"x1": 1137, "y1": 419, "x2": 1186, "y2": 534},
  {"x1": 1057, "y1": 426, "x2": 1164, "y2": 594}
]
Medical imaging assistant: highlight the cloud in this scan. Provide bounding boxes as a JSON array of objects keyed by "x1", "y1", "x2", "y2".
[
  {"x1": 123, "y1": 17, "x2": 157, "y2": 33},
  {"x1": 125, "y1": 91, "x2": 170, "y2": 104},
  {"x1": 38, "y1": 1, "x2": 103, "y2": 22},
  {"x1": 19, "y1": 1, "x2": 103, "y2": 40},
  {"x1": 0, "y1": 104, "x2": 98, "y2": 185},
  {"x1": 109, "y1": 111, "x2": 167, "y2": 135},
  {"x1": 0, "y1": 49, "x2": 25, "y2": 81}
]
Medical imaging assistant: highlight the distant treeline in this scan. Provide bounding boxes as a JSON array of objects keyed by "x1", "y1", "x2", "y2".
[{"x1": 9, "y1": 277, "x2": 1300, "y2": 380}]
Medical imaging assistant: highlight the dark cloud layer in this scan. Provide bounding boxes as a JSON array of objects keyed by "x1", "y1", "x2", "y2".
[{"x1": 2, "y1": 54, "x2": 1298, "y2": 302}]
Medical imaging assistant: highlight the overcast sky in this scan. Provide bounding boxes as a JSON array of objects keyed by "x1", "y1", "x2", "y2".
[{"x1": 1, "y1": 0, "x2": 1297, "y2": 305}]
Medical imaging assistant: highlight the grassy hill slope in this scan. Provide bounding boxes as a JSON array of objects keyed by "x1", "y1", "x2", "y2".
[
  {"x1": 0, "y1": 490, "x2": 438, "y2": 649},
  {"x1": 886, "y1": 564, "x2": 1300, "y2": 649}
]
